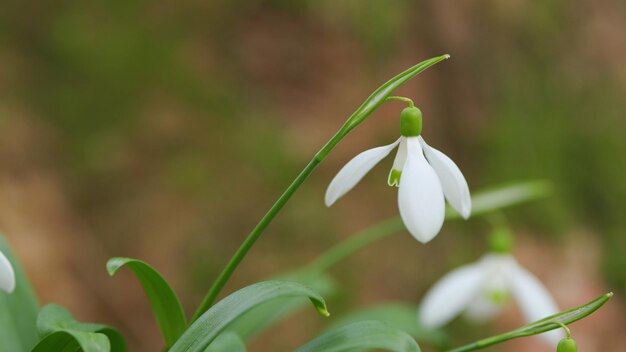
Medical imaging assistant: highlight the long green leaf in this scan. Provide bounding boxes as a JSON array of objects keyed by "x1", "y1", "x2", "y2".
[
  {"x1": 296, "y1": 320, "x2": 420, "y2": 352},
  {"x1": 446, "y1": 180, "x2": 552, "y2": 219},
  {"x1": 0, "y1": 234, "x2": 40, "y2": 352},
  {"x1": 226, "y1": 273, "x2": 337, "y2": 340},
  {"x1": 303, "y1": 181, "x2": 553, "y2": 275},
  {"x1": 315, "y1": 54, "x2": 450, "y2": 159},
  {"x1": 171, "y1": 280, "x2": 329, "y2": 352},
  {"x1": 33, "y1": 304, "x2": 126, "y2": 352},
  {"x1": 107, "y1": 257, "x2": 187, "y2": 348},
  {"x1": 327, "y1": 303, "x2": 448, "y2": 348},
  {"x1": 204, "y1": 332, "x2": 246, "y2": 352},
  {"x1": 447, "y1": 292, "x2": 613, "y2": 352}
]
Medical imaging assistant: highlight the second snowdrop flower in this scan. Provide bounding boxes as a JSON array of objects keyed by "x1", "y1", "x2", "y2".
[
  {"x1": 418, "y1": 253, "x2": 562, "y2": 345},
  {"x1": 325, "y1": 106, "x2": 471, "y2": 243}
]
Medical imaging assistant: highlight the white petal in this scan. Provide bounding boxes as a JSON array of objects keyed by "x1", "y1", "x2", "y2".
[
  {"x1": 418, "y1": 260, "x2": 489, "y2": 328},
  {"x1": 0, "y1": 250, "x2": 15, "y2": 293},
  {"x1": 419, "y1": 137, "x2": 471, "y2": 219},
  {"x1": 504, "y1": 262, "x2": 563, "y2": 345},
  {"x1": 464, "y1": 254, "x2": 510, "y2": 321},
  {"x1": 397, "y1": 137, "x2": 445, "y2": 243},
  {"x1": 464, "y1": 294, "x2": 503, "y2": 321},
  {"x1": 387, "y1": 137, "x2": 408, "y2": 187},
  {"x1": 325, "y1": 139, "x2": 400, "y2": 207}
]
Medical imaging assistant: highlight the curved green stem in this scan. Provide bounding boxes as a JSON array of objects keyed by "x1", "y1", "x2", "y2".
[
  {"x1": 191, "y1": 55, "x2": 451, "y2": 321},
  {"x1": 554, "y1": 322, "x2": 572, "y2": 339},
  {"x1": 386, "y1": 96, "x2": 415, "y2": 108}
]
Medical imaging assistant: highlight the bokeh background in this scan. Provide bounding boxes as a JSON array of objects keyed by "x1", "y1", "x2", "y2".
[{"x1": 1, "y1": 1, "x2": 625, "y2": 351}]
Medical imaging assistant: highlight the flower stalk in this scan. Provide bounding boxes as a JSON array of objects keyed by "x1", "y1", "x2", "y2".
[{"x1": 191, "y1": 54, "x2": 451, "y2": 321}]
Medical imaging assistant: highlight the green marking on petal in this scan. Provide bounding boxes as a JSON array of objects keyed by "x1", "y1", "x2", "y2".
[
  {"x1": 388, "y1": 169, "x2": 402, "y2": 187},
  {"x1": 488, "y1": 290, "x2": 509, "y2": 304}
]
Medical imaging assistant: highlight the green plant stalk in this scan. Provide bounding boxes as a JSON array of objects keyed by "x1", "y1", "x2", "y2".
[
  {"x1": 191, "y1": 54, "x2": 451, "y2": 321},
  {"x1": 445, "y1": 293, "x2": 613, "y2": 352}
]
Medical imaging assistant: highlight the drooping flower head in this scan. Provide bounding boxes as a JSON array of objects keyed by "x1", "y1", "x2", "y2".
[
  {"x1": 325, "y1": 106, "x2": 471, "y2": 243},
  {"x1": 0, "y1": 250, "x2": 15, "y2": 293},
  {"x1": 418, "y1": 252, "x2": 562, "y2": 345}
]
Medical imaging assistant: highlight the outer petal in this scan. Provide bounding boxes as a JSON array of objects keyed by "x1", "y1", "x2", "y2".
[
  {"x1": 397, "y1": 137, "x2": 445, "y2": 243},
  {"x1": 325, "y1": 139, "x2": 400, "y2": 207},
  {"x1": 419, "y1": 137, "x2": 471, "y2": 219},
  {"x1": 418, "y1": 260, "x2": 489, "y2": 328},
  {"x1": 0, "y1": 250, "x2": 15, "y2": 293},
  {"x1": 504, "y1": 261, "x2": 563, "y2": 345},
  {"x1": 387, "y1": 137, "x2": 408, "y2": 187}
]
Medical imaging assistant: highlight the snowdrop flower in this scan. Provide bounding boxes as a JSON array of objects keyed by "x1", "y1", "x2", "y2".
[
  {"x1": 325, "y1": 106, "x2": 471, "y2": 243},
  {"x1": 418, "y1": 253, "x2": 562, "y2": 345},
  {"x1": 0, "y1": 250, "x2": 15, "y2": 293}
]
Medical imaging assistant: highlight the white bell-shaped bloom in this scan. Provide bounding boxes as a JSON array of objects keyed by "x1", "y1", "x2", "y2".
[
  {"x1": 418, "y1": 253, "x2": 562, "y2": 345},
  {"x1": 0, "y1": 250, "x2": 15, "y2": 293},
  {"x1": 325, "y1": 133, "x2": 471, "y2": 243}
]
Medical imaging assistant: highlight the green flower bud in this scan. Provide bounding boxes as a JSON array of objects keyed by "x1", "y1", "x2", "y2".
[
  {"x1": 557, "y1": 337, "x2": 577, "y2": 352},
  {"x1": 488, "y1": 227, "x2": 514, "y2": 254},
  {"x1": 400, "y1": 107, "x2": 422, "y2": 137}
]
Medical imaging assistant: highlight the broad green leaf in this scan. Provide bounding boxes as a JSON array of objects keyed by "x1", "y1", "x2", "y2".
[
  {"x1": 204, "y1": 332, "x2": 246, "y2": 352},
  {"x1": 447, "y1": 292, "x2": 613, "y2": 352},
  {"x1": 33, "y1": 304, "x2": 126, "y2": 352},
  {"x1": 327, "y1": 303, "x2": 448, "y2": 348},
  {"x1": 0, "y1": 234, "x2": 40, "y2": 352},
  {"x1": 170, "y1": 280, "x2": 329, "y2": 352},
  {"x1": 295, "y1": 320, "x2": 420, "y2": 352},
  {"x1": 107, "y1": 257, "x2": 187, "y2": 348},
  {"x1": 226, "y1": 273, "x2": 337, "y2": 340},
  {"x1": 32, "y1": 331, "x2": 110, "y2": 352}
]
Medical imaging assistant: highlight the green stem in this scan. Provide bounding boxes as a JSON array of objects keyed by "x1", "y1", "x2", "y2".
[
  {"x1": 386, "y1": 96, "x2": 415, "y2": 108},
  {"x1": 445, "y1": 331, "x2": 519, "y2": 352},
  {"x1": 192, "y1": 154, "x2": 322, "y2": 322},
  {"x1": 191, "y1": 54, "x2": 450, "y2": 321},
  {"x1": 555, "y1": 322, "x2": 572, "y2": 339}
]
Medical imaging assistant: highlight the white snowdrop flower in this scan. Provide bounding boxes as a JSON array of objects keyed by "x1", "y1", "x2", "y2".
[
  {"x1": 418, "y1": 253, "x2": 563, "y2": 345},
  {"x1": 0, "y1": 250, "x2": 15, "y2": 293},
  {"x1": 325, "y1": 106, "x2": 471, "y2": 243}
]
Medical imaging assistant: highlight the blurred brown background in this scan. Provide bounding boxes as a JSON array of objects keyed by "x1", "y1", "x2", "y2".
[{"x1": 1, "y1": 0, "x2": 625, "y2": 351}]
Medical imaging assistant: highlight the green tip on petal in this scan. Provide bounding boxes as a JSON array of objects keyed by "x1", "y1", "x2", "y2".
[
  {"x1": 388, "y1": 169, "x2": 402, "y2": 187},
  {"x1": 400, "y1": 107, "x2": 422, "y2": 137},
  {"x1": 557, "y1": 338, "x2": 577, "y2": 352}
]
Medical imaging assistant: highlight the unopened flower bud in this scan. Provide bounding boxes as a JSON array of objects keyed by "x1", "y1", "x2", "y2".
[{"x1": 557, "y1": 337, "x2": 577, "y2": 352}]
